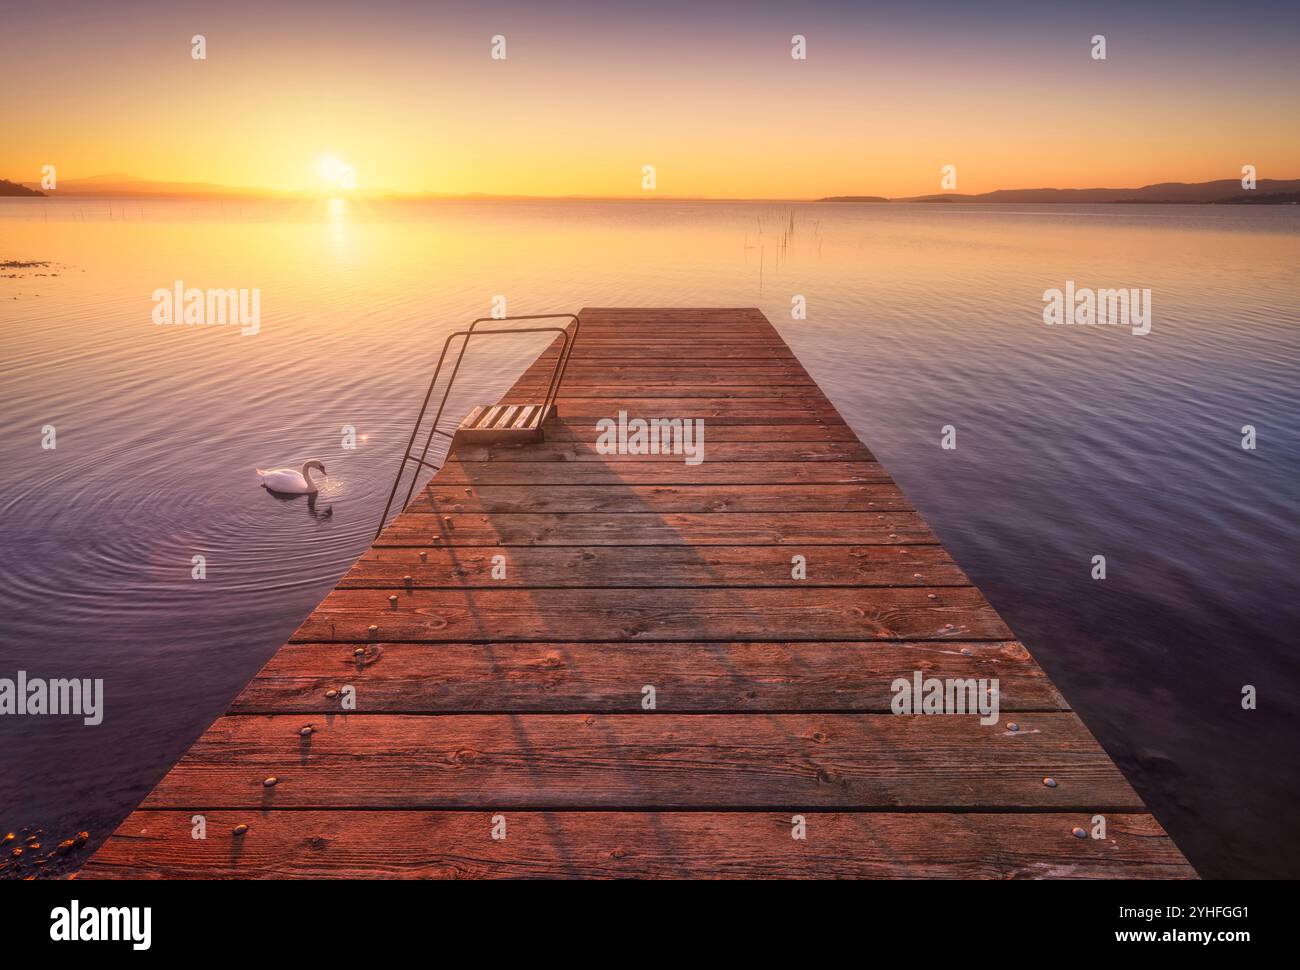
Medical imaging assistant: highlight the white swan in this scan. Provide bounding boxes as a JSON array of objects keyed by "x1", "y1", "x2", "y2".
[{"x1": 257, "y1": 460, "x2": 326, "y2": 495}]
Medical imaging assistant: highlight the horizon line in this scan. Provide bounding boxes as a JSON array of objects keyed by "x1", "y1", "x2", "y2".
[{"x1": 5, "y1": 174, "x2": 1299, "y2": 204}]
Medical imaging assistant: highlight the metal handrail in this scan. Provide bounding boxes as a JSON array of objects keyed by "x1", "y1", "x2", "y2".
[{"x1": 375, "y1": 313, "x2": 580, "y2": 539}]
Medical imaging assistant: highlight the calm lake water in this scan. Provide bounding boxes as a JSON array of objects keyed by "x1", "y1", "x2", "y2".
[{"x1": 1, "y1": 198, "x2": 1297, "y2": 878}]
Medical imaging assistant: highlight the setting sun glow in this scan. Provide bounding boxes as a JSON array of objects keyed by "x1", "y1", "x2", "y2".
[{"x1": 317, "y1": 156, "x2": 355, "y2": 192}]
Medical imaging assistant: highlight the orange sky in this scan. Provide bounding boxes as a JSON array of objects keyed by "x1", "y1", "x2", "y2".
[{"x1": 3, "y1": 1, "x2": 1298, "y2": 198}]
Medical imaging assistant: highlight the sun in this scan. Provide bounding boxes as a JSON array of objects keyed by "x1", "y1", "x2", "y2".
[{"x1": 317, "y1": 155, "x2": 355, "y2": 190}]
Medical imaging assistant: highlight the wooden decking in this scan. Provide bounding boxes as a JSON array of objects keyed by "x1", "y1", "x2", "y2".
[{"x1": 83, "y1": 308, "x2": 1194, "y2": 879}]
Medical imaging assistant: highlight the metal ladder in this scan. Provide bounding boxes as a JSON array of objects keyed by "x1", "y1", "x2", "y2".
[{"x1": 374, "y1": 313, "x2": 580, "y2": 539}]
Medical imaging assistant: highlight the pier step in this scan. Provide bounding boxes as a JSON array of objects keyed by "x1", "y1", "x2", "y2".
[{"x1": 453, "y1": 403, "x2": 556, "y2": 446}]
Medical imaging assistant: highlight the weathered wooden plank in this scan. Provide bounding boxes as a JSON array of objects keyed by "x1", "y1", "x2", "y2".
[
  {"x1": 527, "y1": 363, "x2": 812, "y2": 376},
  {"x1": 577, "y1": 316, "x2": 777, "y2": 324},
  {"x1": 575, "y1": 320, "x2": 775, "y2": 329},
  {"x1": 576, "y1": 320, "x2": 774, "y2": 329},
  {"x1": 576, "y1": 316, "x2": 774, "y2": 324},
  {"x1": 563, "y1": 327, "x2": 789, "y2": 336},
  {"x1": 525, "y1": 369, "x2": 816, "y2": 379},
  {"x1": 228, "y1": 640, "x2": 1063, "y2": 713},
  {"x1": 291, "y1": 586, "x2": 1011, "y2": 642},
  {"x1": 137, "y1": 713, "x2": 1142, "y2": 810},
  {"x1": 552, "y1": 353, "x2": 798, "y2": 365},
  {"x1": 554, "y1": 350, "x2": 780, "y2": 361},
  {"x1": 560, "y1": 338, "x2": 787, "y2": 347},
  {"x1": 82, "y1": 811, "x2": 1193, "y2": 880},
  {"x1": 515, "y1": 397, "x2": 847, "y2": 420},
  {"x1": 538, "y1": 364, "x2": 814, "y2": 377},
  {"x1": 406, "y1": 483, "x2": 910, "y2": 514},
  {"x1": 537, "y1": 348, "x2": 801, "y2": 361},
  {"x1": 539, "y1": 422, "x2": 861, "y2": 442},
  {"x1": 564, "y1": 336, "x2": 788, "y2": 346},
  {"x1": 511, "y1": 384, "x2": 830, "y2": 398},
  {"x1": 377, "y1": 510, "x2": 937, "y2": 545},
  {"x1": 426, "y1": 462, "x2": 891, "y2": 485},
  {"x1": 377, "y1": 507, "x2": 935, "y2": 543},
  {"x1": 343, "y1": 544, "x2": 969, "y2": 588},
  {"x1": 573, "y1": 325, "x2": 777, "y2": 335},
  {"x1": 556, "y1": 353, "x2": 796, "y2": 364},
  {"x1": 562, "y1": 337, "x2": 789, "y2": 345},
  {"x1": 560, "y1": 335, "x2": 791, "y2": 345},
  {"x1": 539, "y1": 411, "x2": 845, "y2": 426},
  {"x1": 448, "y1": 440, "x2": 871, "y2": 462}
]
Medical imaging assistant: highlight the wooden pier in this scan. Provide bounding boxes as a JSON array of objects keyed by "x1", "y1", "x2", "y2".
[{"x1": 84, "y1": 308, "x2": 1193, "y2": 878}]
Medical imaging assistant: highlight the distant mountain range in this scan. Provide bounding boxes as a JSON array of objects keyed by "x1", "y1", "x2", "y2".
[
  {"x1": 4, "y1": 174, "x2": 1299, "y2": 203},
  {"x1": 11, "y1": 173, "x2": 292, "y2": 199},
  {"x1": 821, "y1": 179, "x2": 1300, "y2": 204}
]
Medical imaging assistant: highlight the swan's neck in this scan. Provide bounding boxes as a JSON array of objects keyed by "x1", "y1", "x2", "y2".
[{"x1": 301, "y1": 462, "x2": 317, "y2": 488}]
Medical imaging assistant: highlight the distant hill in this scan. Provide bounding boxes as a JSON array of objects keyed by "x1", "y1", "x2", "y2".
[
  {"x1": 821, "y1": 179, "x2": 1300, "y2": 204},
  {"x1": 0, "y1": 178, "x2": 43, "y2": 197},
  {"x1": 1217, "y1": 191, "x2": 1300, "y2": 205},
  {"x1": 16, "y1": 173, "x2": 286, "y2": 199},
  {"x1": 817, "y1": 195, "x2": 889, "y2": 203}
]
